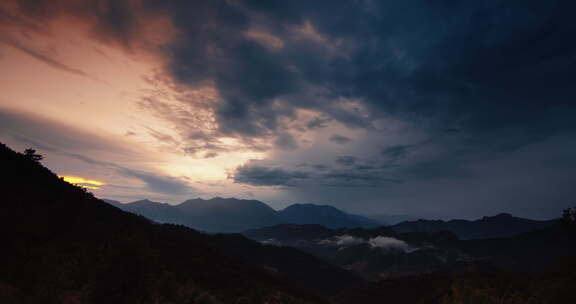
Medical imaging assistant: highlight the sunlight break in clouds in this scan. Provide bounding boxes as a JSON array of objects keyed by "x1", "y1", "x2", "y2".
[{"x1": 60, "y1": 175, "x2": 106, "y2": 190}]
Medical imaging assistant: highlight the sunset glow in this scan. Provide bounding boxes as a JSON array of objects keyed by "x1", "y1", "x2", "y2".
[{"x1": 60, "y1": 175, "x2": 106, "y2": 190}]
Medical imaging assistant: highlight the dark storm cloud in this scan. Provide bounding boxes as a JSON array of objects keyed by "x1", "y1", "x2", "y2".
[
  {"x1": 7, "y1": 0, "x2": 576, "y2": 145},
  {"x1": 382, "y1": 145, "x2": 411, "y2": 161},
  {"x1": 159, "y1": 0, "x2": 576, "y2": 148},
  {"x1": 306, "y1": 116, "x2": 331, "y2": 130},
  {"x1": 233, "y1": 165, "x2": 310, "y2": 187},
  {"x1": 335, "y1": 156, "x2": 356, "y2": 166},
  {"x1": 233, "y1": 158, "x2": 401, "y2": 188},
  {"x1": 321, "y1": 171, "x2": 402, "y2": 187},
  {"x1": 329, "y1": 135, "x2": 352, "y2": 144},
  {"x1": 2, "y1": 0, "x2": 139, "y2": 45},
  {"x1": 274, "y1": 132, "x2": 298, "y2": 149}
]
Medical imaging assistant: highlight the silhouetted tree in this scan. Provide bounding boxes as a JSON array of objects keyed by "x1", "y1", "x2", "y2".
[
  {"x1": 23, "y1": 148, "x2": 43, "y2": 163},
  {"x1": 563, "y1": 208, "x2": 576, "y2": 222},
  {"x1": 562, "y1": 207, "x2": 576, "y2": 235}
]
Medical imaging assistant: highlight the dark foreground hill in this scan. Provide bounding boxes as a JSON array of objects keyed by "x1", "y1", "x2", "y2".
[
  {"x1": 0, "y1": 143, "x2": 357, "y2": 303},
  {"x1": 244, "y1": 222, "x2": 576, "y2": 303},
  {"x1": 244, "y1": 221, "x2": 576, "y2": 280}
]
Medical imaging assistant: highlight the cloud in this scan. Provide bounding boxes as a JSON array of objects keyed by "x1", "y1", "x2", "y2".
[
  {"x1": 233, "y1": 160, "x2": 401, "y2": 188},
  {"x1": 329, "y1": 134, "x2": 352, "y2": 144},
  {"x1": 319, "y1": 235, "x2": 364, "y2": 247},
  {"x1": 5, "y1": 0, "x2": 576, "y2": 149},
  {"x1": 233, "y1": 165, "x2": 310, "y2": 187},
  {"x1": 382, "y1": 145, "x2": 411, "y2": 161},
  {"x1": 0, "y1": 108, "x2": 134, "y2": 154},
  {"x1": 306, "y1": 116, "x2": 331, "y2": 129},
  {"x1": 0, "y1": 0, "x2": 166, "y2": 50},
  {"x1": 0, "y1": 35, "x2": 102, "y2": 82},
  {"x1": 116, "y1": 167, "x2": 191, "y2": 195},
  {"x1": 319, "y1": 234, "x2": 413, "y2": 252},
  {"x1": 185, "y1": 1, "x2": 576, "y2": 146},
  {"x1": 14, "y1": 0, "x2": 572, "y2": 156},
  {"x1": 274, "y1": 132, "x2": 298, "y2": 150},
  {"x1": 368, "y1": 236, "x2": 411, "y2": 251},
  {"x1": 334, "y1": 156, "x2": 356, "y2": 166}
]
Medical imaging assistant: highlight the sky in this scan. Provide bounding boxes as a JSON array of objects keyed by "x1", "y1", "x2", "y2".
[{"x1": 1, "y1": 0, "x2": 575, "y2": 219}]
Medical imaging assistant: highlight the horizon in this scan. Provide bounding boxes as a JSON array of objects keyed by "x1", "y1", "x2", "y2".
[
  {"x1": 100, "y1": 195, "x2": 555, "y2": 222},
  {"x1": 2, "y1": 0, "x2": 576, "y2": 220}
]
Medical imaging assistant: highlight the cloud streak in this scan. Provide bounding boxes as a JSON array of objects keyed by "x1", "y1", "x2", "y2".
[
  {"x1": 233, "y1": 161, "x2": 401, "y2": 188},
  {"x1": 0, "y1": 35, "x2": 102, "y2": 82},
  {"x1": 0, "y1": 108, "x2": 195, "y2": 196}
]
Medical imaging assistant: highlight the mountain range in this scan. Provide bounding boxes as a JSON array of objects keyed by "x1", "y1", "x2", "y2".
[
  {"x1": 106, "y1": 199, "x2": 382, "y2": 232},
  {"x1": 107, "y1": 198, "x2": 554, "y2": 240},
  {"x1": 391, "y1": 213, "x2": 556, "y2": 239}
]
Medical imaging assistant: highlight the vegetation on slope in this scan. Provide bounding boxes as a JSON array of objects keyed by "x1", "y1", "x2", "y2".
[{"x1": 0, "y1": 143, "x2": 325, "y2": 304}]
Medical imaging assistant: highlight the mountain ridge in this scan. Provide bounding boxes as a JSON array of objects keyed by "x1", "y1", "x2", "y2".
[
  {"x1": 391, "y1": 213, "x2": 556, "y2": 239},
  {"x1": 279, "y1": 203, "x2": 382, "y2": 229},
  {"x1": 108, "y1": 198, "x2": 385, "y2": 232}
]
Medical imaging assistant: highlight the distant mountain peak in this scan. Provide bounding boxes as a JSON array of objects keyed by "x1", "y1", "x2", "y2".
[
  {"x1": 289, "y1": 203, "x2": 336, "y2": 207},
  {"x1": 485, "y1": 213, "x2": 514, "y2": 219},
  {"x1": 283, "y1": 203, "x2": 348, "y2": 213},
  {"x1": 133, "y1": 198, "x2": 154, "y2": 203},
  {"x1": 128, "y1": 199, "x2": 168, "y2": 206},
  {"x1": 118, "y1": 197, "x2": 284, "y2": 232},
  {"x1": 393, "y1": 213, "x2": 554, "y2": 239},
  {"x1": 280, "y1": 203, "x2": 382, "y2": 229},
  {"x1": 180, "y1": 197, "x2": 270, "y2": 208}
]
